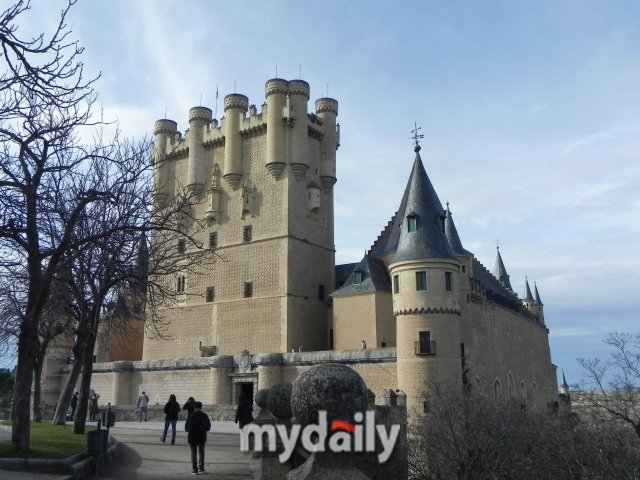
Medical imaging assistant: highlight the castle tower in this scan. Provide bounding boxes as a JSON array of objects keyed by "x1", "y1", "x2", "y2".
[
  {"x1": 223, "y1": 94, "x2": 249, "y2": 189},
  {"x1": 143, "y1": 79, "x2": 338, "y2": 363},
  {"x1": 152, "y1": 119, "x2": 178, "y2": 202},
  {"x1": 187, "y1": 106, "x2": 213, "y2": 195},
  {"x1": 494, "y1": 245, "x2": 513, "y2": 291},
  {"x1": 534, "y1": 282, "x2": 545, "y2": 325},
  {"x1": 391, "y1": 144, "x2": 462, "y2": 411},
  {"x1": 523, "y1": 277, "x2": 536, "y2": 313}
]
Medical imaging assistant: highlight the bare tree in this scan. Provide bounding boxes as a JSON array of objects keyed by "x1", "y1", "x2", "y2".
[{"x1": 577, "y1": 331, "x2": 640, "y2": 441}]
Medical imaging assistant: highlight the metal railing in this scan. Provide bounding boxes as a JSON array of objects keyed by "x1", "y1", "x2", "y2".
[{"x1": 414, "y1": 341, "x2": 436, "y2": 355}]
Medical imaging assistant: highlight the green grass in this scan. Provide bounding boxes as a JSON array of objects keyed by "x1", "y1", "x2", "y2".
[{"x1": 0, "y1": 421, "x2": 86, "y2": 459}]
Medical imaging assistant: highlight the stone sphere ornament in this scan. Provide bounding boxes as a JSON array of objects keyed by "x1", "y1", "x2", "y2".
[
  {"x1": 266, "y1": 383, "x2": 293, "y2": 419},
  {"x1": 291, "y1": 363, "x2": 368, "y2": 426}
]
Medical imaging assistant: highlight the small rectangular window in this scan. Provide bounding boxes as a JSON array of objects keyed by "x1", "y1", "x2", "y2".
[
  {"x1": 445, "y1": 272, "x2": 452, "y2": 291},
  {"x1": 244, "y1": 281, "x2": 253, "y2": 298},
  {"x1": 318, "y1": 284, "x2": 325, "y2": 301},
  {"x1": 243, "y1": 225, "x2": 252, "y2": 242},
  {"x1": 209, "y1": 232, "x2": 217, "y2": 249},
  {"x1": 177, "y1": 275, "x2": 186, "y2": 293},
  {"x1": 462, "y1": 265, "x2": 466, "y2": 273},
  {"x1": 353, "y1": 271, "x2": 362, "y2": 285},
  {"x1": 329, "y1": 329, "x2": 334, "y2": 350},
  {"x1": 407, "y1": 217, "x2": 417, "y2": 232},
  {"x1": 206, "y1": 286, "x2": 215, "y2": 303},
  {"x1": 416, "y1": 271, "x2": 427, "y2": 291},
  {"x1": 393, "y1": 275, "x2": 400, "y2": 294},
  {"x1": 177, "y1": 239, "x2": 186, "y2": 254}
]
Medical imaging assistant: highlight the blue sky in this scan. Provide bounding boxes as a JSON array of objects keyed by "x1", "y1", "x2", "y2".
[{"x1": 10, "y1": 1, "x2": 640, "y2": 385}]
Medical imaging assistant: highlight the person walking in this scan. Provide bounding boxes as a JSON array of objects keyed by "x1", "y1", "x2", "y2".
[
  {"x1": 88, "y1": 391, "x2": 100, "y2": 422},
  {"x1": 137, "y1": 391, "x2": 150, "y2": 422},
  {"x1": 185, "y1": 401, "x2": 211, "y2": 475},
  {"x1": 69, "y1": 392, "x2": 78, "y2": 420},
  {"x1": 235, "y1": 392, "x2": 254, "y2": 450},
  {"x1": 161, "y1": 394, "x2": 181, "y2": 445},
  {"x1": 183, "y1": 396, "x2": 196, "y2": 417}
]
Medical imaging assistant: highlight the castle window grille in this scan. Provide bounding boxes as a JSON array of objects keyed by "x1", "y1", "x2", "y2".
[
  {"x1": 415, "y1": 331, "x2": 434, "y2": 355},
  {"x1": 209, "y1": 232, "x2": 217, "y2": 249},
  {"x1": 318, "y1": 284, "x2": 325, "y2": 301},
  {"x1": 206, "y1": 286, "x2": 215, "y2": 303},
  {"x1": 244, "y1": 281, "x2": 253, "y2": 298},
  {"x1": 415, "y1": 272, "x2": 427, "y2": 291},
  {"x1": 243, "y1": 225, "x2": 252, "y2": 242},
  {"x1": 177, "y1": 239, "x2": 186, "y2": 254},
  {"x1": 393, "y1": 275, "x2": 399, "y2": 294},
  {"x1": 445, "y1": 272, "x2": 452, "y2": 291}
]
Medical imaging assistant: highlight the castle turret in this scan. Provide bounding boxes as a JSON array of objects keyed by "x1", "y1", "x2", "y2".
[
  {"x1": 288, "y1": 80, "x2": 310, "y2": 181},
  {"x1": 223, "y1": 94, "x2": 249, "y2": 189},
  {"x1": 187, "y1": 106, "x2": 213, "y2": 196},
  {"x1": 391, "y1": 144, "x2": 461, "y2": 411},
  {"x1": 264, "y1": 79, "x2": 288, "y2": 179},
  {"x1": 152, "y1": 119, "x2": 178, "y2": 202},
  {"x1": 523, "y1": 277, "x2": 536, "y2": 313},
  {"x1": 494, "y1": 246, "x2": 513, "y2": 290},
  {"x1": 315, "y1": 97, "x2": 339, "y2": 190},
  {"x1": 534, "y1": 282, "x2": 545, "y2": 324}
]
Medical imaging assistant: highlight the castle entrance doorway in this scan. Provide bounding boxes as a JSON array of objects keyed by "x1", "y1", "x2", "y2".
[{"x1": 235, "y1": 382, "x2": 254, "y2": 404}]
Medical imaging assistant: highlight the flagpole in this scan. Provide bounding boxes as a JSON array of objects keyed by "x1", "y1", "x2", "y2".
[{"x1": 215, "y1": 84, "x2": 218, "y2": 119}]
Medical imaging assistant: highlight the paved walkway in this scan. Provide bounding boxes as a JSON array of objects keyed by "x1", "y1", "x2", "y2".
[{"x1": 0, "y1": 421, "x2": 260, "y2": 480}]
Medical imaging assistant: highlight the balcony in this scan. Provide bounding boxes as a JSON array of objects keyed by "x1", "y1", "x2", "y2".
[{"x1": 414, "y1": 341, "x2": 436, "y2": 356}]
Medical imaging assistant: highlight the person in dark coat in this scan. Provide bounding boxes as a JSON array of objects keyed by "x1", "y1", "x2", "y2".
[
  {"x1": 69, "y1": 392, "x2": 78, "y2": 420},
  {"x1": 183, "y1": 396, "x2": 196, "y2": 417},
  {"x1": 234, "y1": 393, "x2": 254, "y2": 429},
  {"x1": 161, "y1": 394, "x2": 181, "y2": 445},
  {"x1": 185, "y1": 401, "x2": 211, "y2": 475}
]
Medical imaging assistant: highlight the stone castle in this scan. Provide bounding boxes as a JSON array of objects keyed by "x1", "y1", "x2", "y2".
[{"x1": 43, "y1": 78, "x2": 557, "y2": 413}]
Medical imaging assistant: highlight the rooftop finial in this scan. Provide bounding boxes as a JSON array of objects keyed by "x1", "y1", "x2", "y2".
[
  {"x1": 496, "y1": 239, "x2": 500, "y2": 250},
  {"x1": 409, "y1": 122, "x2": 424, "y2": 152}
]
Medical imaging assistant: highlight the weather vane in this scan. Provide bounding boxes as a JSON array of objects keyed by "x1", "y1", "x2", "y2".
[{"x1": 409, "y1": 122, "x2": 424, "y2": 146}]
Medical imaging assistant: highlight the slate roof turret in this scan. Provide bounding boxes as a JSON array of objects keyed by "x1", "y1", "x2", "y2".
[
  {"x1": 524, "y1": 277, "x2": 535, "y2": 302},
  {"x1": 534, "y1": 282, "x2": 544, "y2": 306},
  {"x1": 386, "y1": 146, "x2": 456, "y2": 263},
  {"x1": 493, "y1": 247, "x2": 513, "y2": 291},
  {"x1": 445, "y1": 203, "x2": 470, "y2": 256}
]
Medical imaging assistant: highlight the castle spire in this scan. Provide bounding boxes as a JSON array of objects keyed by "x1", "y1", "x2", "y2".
[
  {"x1": 523, "y1": 276, "x2": 535, "y2": 302},
  {"x1": 392, "y1": 145, "x2": 455, "y2": 263},
  {"x1": 534, "y1": 282, "x2": 544, "y2": 306},
  {"x1": 493, "y1": 245, "x2": 513, "y2": 290},
  {"x1": 445, "y1": 202, "x2": 469, "y2": 256}
]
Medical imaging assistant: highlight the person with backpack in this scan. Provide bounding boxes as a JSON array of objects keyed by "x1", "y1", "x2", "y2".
[
  {"x1": 185, "y1": 401, "x2": 211, "y2": 475},
  {"x1": 161, "y1": 394, "x2": 181, "y2": 445}
]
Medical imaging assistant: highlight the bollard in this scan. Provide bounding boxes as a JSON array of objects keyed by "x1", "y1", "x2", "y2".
[{"x1": 86, "y1": 430, "x2": 103, "y2": 456}]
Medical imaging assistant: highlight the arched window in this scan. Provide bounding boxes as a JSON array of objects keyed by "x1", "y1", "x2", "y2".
[
  {"x1": 493, "y1": 379, "x2": 501, "y2": 400},
  {"x1": 520, "y1": 381, "x2": 526, "y2": 400}
]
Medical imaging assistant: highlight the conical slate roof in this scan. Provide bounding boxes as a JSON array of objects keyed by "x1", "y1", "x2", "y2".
[
  {"x1": 534, "y1": 283, "x2": 543, "y2": 306},
  {"x1": 389, "y1": 147, "x2": 456, "y2": 263},
  {"x1": 445, "y1": 203, "x2": 470, "y2": 256},
  {"x1": 560, "y1": 371, "x2": 569, "y2": 389},
  {"x1": 493, "y1": 247, "x2": 513, "y2": 290},
  {"x1": 523, "y1": 277, "x2": 535, "y2": 302}
]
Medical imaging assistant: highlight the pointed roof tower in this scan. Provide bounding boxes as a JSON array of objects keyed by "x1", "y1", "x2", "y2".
[
  {"x1": 534, "y1": 282, "x2": 543, "y2": 306},
  {"x1": 390, "y1": 144, "x2": 456, "y2": 263},
  {"x1": 445, "y1": 202, "x2": 470, "y2": 256},
  {"x1": 493, "y1": 246, "x2": 513, "y2": 291},
  {"x1": 523, "y1": 277, "x2": 535, "y2": 302}
]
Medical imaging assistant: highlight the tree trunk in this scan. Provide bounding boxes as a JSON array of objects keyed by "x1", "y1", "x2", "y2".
[
  {"x1": 52, "y1": 353, "x2": 84, "y2": 425},
  {"x1": 11, "y1": 318, "x2": 37, "y2": 452},
  {"x1": 73, "y1": 333, "x2": 97, "y2": 434},
  {"x1": 32, "y1": 358, "x2": 44, "y2": 422}
]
